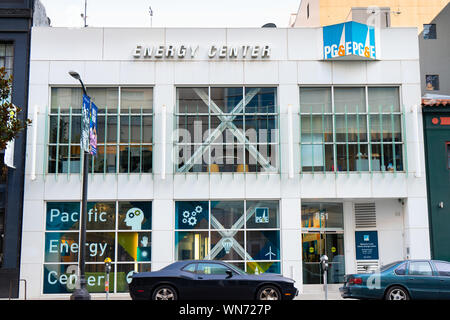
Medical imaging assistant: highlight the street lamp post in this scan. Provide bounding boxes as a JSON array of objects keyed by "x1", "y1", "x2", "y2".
[{"x1": 69, "y1": 71, "x2": 91, "y2": 300}]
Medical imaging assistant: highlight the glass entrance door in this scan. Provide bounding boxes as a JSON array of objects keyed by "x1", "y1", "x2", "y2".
[{"x1": 302, "y1": 232, "x2": 345, "y2": 284}]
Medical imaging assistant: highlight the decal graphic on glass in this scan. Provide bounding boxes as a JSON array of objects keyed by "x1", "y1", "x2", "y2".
[
  {"x1": 119, "y1": 201, "x2": 152, "y2": 230},
  {"x1": 44, "y1": 201, "x2": 152, "y2": 294},
  {"x1": 255, "y1": 207, "x2": 269, "y2": 224},
  {"x1": 46, "y1": 202, "x2": 81, "y2": 231},
  {"x1": 221, "y1": 237, "x2": 234, "y2": 254},
  {"x1": 175, "y1": 200, "x2": 281, "y2": 274},
  {"x1": 124, "y1": 208, "x2": 144, "y2": 230}
]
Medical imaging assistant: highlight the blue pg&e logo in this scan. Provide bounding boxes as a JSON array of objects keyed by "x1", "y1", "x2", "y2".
[{"x1": 323, "y1": 21, "x2": 376, "y2": 60}]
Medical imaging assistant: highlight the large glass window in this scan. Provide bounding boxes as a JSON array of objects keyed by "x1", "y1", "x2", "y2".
[
  {"x1": 300, "y1": 86, "x2": 404, "y2": 172},
  {"x1": 423, "y1": 24, "x2": 437, "y2": 39},
  {"x1": 175, "y1": 87, "x2": 278, "y2": 173},
  {"x1": 48, "y1": 87, "x2": 153, "y2": 174},
  {"x1": 175, "y1": 200, "x2": 281, "y2": 274},
  {"x1": 0, "y1": 43, "x2": 14, "y2": 78},
  {"x1": 425, "y1": 75, "x2": 440, "y2": 91},
  {"x1": 43, "y1": 201, "x2": 152, "y2": 294}
]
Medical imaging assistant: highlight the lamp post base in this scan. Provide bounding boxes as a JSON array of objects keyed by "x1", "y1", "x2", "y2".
[{"x1": 70, "y1": 287, "x2": 91, "y2": 300}]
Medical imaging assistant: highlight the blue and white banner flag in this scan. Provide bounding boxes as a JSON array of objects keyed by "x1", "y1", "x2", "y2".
[{"x1": 81, "y1": 94, "x2": 90, "y2": 152}]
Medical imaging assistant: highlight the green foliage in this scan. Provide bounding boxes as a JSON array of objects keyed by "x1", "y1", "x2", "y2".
[{"x1": 0, "y1": 67, "x2": 31, "y2": 150}]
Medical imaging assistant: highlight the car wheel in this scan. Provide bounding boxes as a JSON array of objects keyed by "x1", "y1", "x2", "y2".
[
  {"x1": 385, "y1": 286, "x2": 410, "y2": 301},
  {"x1": 257, "y1": 285, "x2": 281, "y2": 301},
  {"x1": 152, "y1": 285, "x2": 178, "y2": 300}
]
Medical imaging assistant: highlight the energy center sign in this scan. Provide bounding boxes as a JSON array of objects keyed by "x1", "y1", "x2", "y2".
[{"x1": 323, "y1": 21, "x2": 378, "y2": 60}]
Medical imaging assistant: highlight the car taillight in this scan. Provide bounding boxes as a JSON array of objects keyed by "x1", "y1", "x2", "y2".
[{"x1": 349, "y1": 277, "x2": 363, "y2": 285}]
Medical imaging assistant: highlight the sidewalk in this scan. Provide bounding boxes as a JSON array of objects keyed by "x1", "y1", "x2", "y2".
[{"x1": 295, "y1": 284, "x2": 346, "y2": 300}]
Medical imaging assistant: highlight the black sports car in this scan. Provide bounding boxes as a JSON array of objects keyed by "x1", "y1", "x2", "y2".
[{"x1": 129, "y1": 260, "x2": 298, "y2": 300}]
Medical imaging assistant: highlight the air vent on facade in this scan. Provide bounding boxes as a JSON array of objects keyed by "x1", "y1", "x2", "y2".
[
  {"x1": 354, "y1": 203, "x2": 377, "y2": 229},
  {"x1": 356, "y1": 261, "x2": 379, "y2": 273}
]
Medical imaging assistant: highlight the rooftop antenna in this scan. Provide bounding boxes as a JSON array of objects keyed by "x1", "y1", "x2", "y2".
[
  {"x1": 81, "y1": 0, "x2": 87, "y2": 27},
  {"x1": 149, "y1": 6, "x2": 153, "y2": 27}
]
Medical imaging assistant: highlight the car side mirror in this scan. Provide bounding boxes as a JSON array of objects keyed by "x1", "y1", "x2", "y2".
[{"x1": 226, "y1": 270, "x2": 233, "y2": 278}]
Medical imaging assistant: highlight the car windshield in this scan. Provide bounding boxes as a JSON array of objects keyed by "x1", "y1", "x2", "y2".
[{"x1": 379, "y1": 261, "x2": 403, "y2": 272}]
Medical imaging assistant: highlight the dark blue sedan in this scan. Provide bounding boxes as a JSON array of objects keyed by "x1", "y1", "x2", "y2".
[
  {"x1": 129, "y1": 260, "x2": 298, "y2": 300},
  {"x1": 340, "y1": 260, "x2": 450, "y2": 300}
]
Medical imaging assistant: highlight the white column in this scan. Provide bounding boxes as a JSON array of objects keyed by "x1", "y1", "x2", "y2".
[
  {"x1": 281, "y1": 198, "x2": 302, "y2": 291},
  {"x1": 343, "y1": 201, "x2": 356, "y2": 275},
  {"x1": 403, "y1": 197, "x2": 431, "y2": 259},
  {"x1": 151, "y1": 199, "x2": 175, "y2": 271}
]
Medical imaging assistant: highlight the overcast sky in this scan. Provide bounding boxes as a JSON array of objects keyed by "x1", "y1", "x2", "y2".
[{"x1": 39, "y1": 0, "x2": 301, "y2": 28}]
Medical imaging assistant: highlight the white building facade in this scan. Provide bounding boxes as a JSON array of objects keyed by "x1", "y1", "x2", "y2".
[{"x1": 20, "y1": 24, "x2": 430, "y2": 299}]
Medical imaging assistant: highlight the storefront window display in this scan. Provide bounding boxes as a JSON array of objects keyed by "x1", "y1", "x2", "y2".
[
  {"x1": 43, "y1": 201, "x2": 152, "y2": 294},
  {"x1": 175, "y1": 200, "x2": 281, "y2": 274}
]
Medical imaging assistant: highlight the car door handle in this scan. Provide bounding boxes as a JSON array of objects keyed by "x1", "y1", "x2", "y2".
[{"x1": 198, "y1": 276, "x2": 204, "y2": 280}]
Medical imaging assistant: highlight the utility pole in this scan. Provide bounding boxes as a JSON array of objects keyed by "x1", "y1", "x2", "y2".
[
  {"x1": 81, "y1": 0, "x2": 87, "y2": 27},
  {"x1": 149, "y1": 6, "x2": 153, "y2": 27}
]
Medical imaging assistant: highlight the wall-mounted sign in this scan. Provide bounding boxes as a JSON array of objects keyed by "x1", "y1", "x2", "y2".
[
  {"x1": 133, "y1": 44, "x2": 271, "y2": 60},
  {"x1": 323, "y1": 21, "x2": 377, "y2": 60},
  {"x1": 355, "y1": 231, "x2": 379, "y2": 260},
  {"x1": 432, "y1": 117, "x2": 450, "y2": 126}
]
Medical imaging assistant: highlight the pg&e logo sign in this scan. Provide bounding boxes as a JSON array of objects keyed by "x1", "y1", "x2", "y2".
[{"x1": 323, "y1": 21, "x2": 377, "y2": 60}]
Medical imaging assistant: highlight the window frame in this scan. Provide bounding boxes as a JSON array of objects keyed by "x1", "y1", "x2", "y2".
[
  {"x1": 43, "y1": 200, "x2": 153, "y2": 295},
  {"x1": 425, "y1": 75, "x2": 440, "y2": 91},
  {"x1": 174, "y1": 199, "x2": 282, "y2": 274},
  {"x1": 196, "y1": 262, "x2": 233, "y2": 275},
  {"x1": 394, "y1": 262, "x2": 407, "y2": 276},
  {"x1": 175, "y1": 86, "x2": 280, "y2": 174},
  {"x1": 0, "y1": 42, "x2": 14, "y2": 78},
  {"x1": 182, "y1": 263, "x2": 198, "y2": 273},
  {"x1": 46, "y1": 86, "x2": 154, "y2": 175},
  {"x1": 299, "y1": 85, "x2": 405, "y2": 173},
  {"x1": 407, "y1": 261, "x2": 435, "y2": 277},
  {"x1": 433, "y1": 261, "x2": 450, "y2": 277},
  {"x1": 423, "y1": 24, "x2": 437, "y2": 39}
]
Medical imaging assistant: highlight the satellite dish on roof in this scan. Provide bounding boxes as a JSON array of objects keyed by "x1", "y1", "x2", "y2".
[{"x1": 262, "y1": 23, "x2": 277, "y2": 28}]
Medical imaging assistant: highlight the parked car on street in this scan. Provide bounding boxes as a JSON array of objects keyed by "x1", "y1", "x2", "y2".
[
  {"x1": 129, "y1": 260, "x2": 298, "y2": 300},
  {"x1": 340, "y1": 259, "x2": 450, "y2": 300}
]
